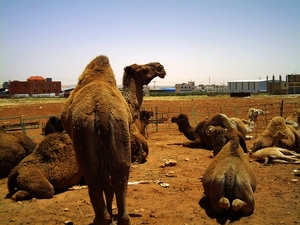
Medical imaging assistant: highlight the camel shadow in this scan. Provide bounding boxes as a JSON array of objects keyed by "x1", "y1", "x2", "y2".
[{"x1": 199, "y1": 196, "x2": 252, "y2": 224}]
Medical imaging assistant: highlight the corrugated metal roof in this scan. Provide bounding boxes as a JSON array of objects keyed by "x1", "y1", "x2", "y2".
[{"x1": 228, "y1": 79, "x2": 267, "y2": 82}]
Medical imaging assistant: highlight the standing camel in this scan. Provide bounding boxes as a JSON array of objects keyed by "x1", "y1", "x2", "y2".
[
  {"x1": 61, "y1": 55, "x2": 132, "y2": 225},
  {"x1": 122, "y1": 62, "x2": 166, "y2": 163}
]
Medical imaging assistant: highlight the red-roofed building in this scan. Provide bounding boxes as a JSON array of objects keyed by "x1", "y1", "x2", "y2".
[{"x1": 9, "y1": 76, "x2": 61, "y2": 97}]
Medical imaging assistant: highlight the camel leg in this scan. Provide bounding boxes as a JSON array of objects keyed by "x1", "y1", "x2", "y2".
[
  {"x1": 232, "y1": 176, "x2": 255, "y2": 214},
  {"x1": 104, "y1": 183, "x2": 115, "y2": 225},
  {"x1": 264, "y1": 157, "x2": 270, "y2": 165},
  {"x1": 279, "y1": 149, "x2": 300, "y2": 158},
  {"x1": 219, "y1": 197, "x2": 230, "y2": 210},
  {"x1": 272, "y1": 159, "x2": 300, "y2": 164},
  {"x1": 13, "y1": 167, "x2": 54, "y2": 200},
  {"x1": 74, "y1": 131, "x2": 110, "y2": 225},
  {"x1": 210, "y1": 175, "x2": 227, "y2": 213}
]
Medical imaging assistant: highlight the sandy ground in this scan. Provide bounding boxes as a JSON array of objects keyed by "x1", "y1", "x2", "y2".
[{"x1": 0, "y1": 95, "x2": 300, "y2": 225}]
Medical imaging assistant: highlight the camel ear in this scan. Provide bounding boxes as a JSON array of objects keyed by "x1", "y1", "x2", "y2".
[{"x1": 124, "y1": 65, "x2": 133, "y2": 73}]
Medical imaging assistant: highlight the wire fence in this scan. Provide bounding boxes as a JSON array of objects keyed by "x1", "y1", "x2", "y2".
[
  {"x1": 1, "y1": 99, "x2": 299, "y2": 140},
  {"x1": 144, "y1": 99, "x2": 300, "y2": 137}
]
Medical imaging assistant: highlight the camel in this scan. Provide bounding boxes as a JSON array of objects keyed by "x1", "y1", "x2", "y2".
[
  {"x1": 285, "y1": 108, "x2": 300, "y2": 130},
  {"x1": 61, "y1": 55, "x2": 133, "y2": 225},
  {"x1": 227, "y1": 108, "x2": 264, "y2": 140},
  {"x1": 7, "y1": 117, "x2": 81, "y2": 201},
  {"x1": 123, "y1": 62, "x2": 166, "y2": 163},
  {"x1": 135, "y1": 110, "x2": 153, "y2": 137},
  {"x1": 131, "y1": 110, "x2": 154, "y2": 163},
  {"x1": 198, "y1": 114, "x2": 248, "y2": 156},
  {"x1": 251, "y1": 131, "x2": 300, "y2": 164},
  {"x1": 0, "y1": 127, "x2": 36, "y2": 177},
  {"x1": 170, "y1": 113, "x2": 204, "y2": 148},
  {"x1": 171, "y1": 113, "x2": 200, "y2": 141},
  {"x1": 251, "y1": 116, "x2": 300, "y2": 153},
  {"x1": 203, "y1": 125, "x2": 257, "y2": 214},
  {"x1": 171, "y1": 113, "x2": 247, "y2": 154},
  {"x1": 44, "y1": 116, "x2": 64, "y2": 135}
]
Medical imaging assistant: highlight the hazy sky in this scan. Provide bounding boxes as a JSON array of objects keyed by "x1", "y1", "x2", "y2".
[{"x1": 1, "y1": 1, "x2": 299, "y2": 88}]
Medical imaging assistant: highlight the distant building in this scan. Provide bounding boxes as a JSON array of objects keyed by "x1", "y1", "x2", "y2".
[
  {"x1": 228, "y1": 79, "x2": 267, "y2": 97},
  {"x1": 175, "y1": 81, "x2": 195, "y2": 93},
  {"x1": 175, "y1": 81, "x2": 228, "y2": 94},
  {"x1": 286, "y1": 74, "x2": 300, "y2": 94},
  {"x1": 9, "y1": 76, "x2": 61, "y2": 97},
  {"x1": 267, "y1": 75, "x2": 287, "y2": 95}
]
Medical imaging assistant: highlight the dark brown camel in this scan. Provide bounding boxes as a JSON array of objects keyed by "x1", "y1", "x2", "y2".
[
  {"x1": 171, "y1": 113, "x2": 204, "y2": 148},
  {"x1": 0, "y1": 127, "x2": 36, "y2": 177},
  {"x1": 123, "y1": 62, "x2": 166, "y2": 163},
  {"x1": 7, "y1": 116, "x2": 81, "y2": 200},
  {"x1": 61, "y1": 55, "x2": 132, "y2": 225}
]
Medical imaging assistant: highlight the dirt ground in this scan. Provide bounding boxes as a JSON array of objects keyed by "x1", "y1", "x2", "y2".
[{"x1": 0, "y1": 95, "x2": 300, "y2": 225}]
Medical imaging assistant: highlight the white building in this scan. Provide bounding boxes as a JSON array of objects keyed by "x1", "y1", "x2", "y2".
[{"x1": 227, "y1": 79, "x2": 267, "y2": 96}]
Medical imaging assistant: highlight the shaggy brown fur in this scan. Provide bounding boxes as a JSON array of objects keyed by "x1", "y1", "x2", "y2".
[
  {"x1": 61, "y1": 55, "x2": 132, "y2": 225},
  {"x1": 171, "y1": 113, "x2": 247, "y2": 153},
  {"x1": 203, "y1": 126, "x2": 257, "y2": 214},
  {"x1": 7, "y1": 132, "x2": 81, "y2": 200},
  {"x1": 130, "y1": 110, "x2": 153, "y2": 163},
  {"x1": 135, "y1": 110, "x2": 153, "y2": 137},
  {"x1": 0, "y1": 128, "x2": 36, "y2": 177},
  {"x1": 251, "y1": 131, "x2": 300, "y2": 164},
  {"x1": 251, "y1": 116, "x2": 300, "y2": 153},
  {"x1": 123, "y1": 62, "x2": 166, "y2": 120},
  {"x1": 196, "y1": 114, "x2": 247, "y2": 156},
  {"x1": 285, "y1": 108, "x2": 300, "y2": 130},
  {"x1": 123, "y1": 62, "x2": 166, "y2": 163}
]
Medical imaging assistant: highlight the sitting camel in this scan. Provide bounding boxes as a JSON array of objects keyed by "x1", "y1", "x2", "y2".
[
  {"x1": 251, "y1": 116, "x2": 300, "y2": 153},
  {"x1": 251, "y1": 131, "x2": 300, "y2": 164},
  {"x1": 285, "y1": 108, "x2": 300, "y2": 130},
  {"x1": 135, "y1": 110, "x2": 153, "y2": 138},
  {"x1": 123, "y1": 62, "x2": 166, "y2": 163},
  {"x1": 203, "y1": 125, "x2": 257, "y2": 214},
  {"x1": 198, "y1": 114, "x2": 248, "y2": 156},
  {"x1": 0, "y1": 127, "x2": 36, "y2": 177},
  {"x1": 171, "y1": 113, "x2": 247, "y2": 154},
  {"x1": 131, "y1": 110, "x2": 154, "y2": 163},
  {"x1": 7, "y1": 116, "x2": 81, "y2": 201},
  {"x1": 171, "y1": 113, "x2": 204, "y2": 148},
  {"x1": 227, "y1": 108, "x2": 264, "y2": 140}
]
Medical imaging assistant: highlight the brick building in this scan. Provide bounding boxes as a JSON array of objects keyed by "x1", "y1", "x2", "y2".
[{"x1": 9, "y1": 76, "x2": 61, "y2": 96}]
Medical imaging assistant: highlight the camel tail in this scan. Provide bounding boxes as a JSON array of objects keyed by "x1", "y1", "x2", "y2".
[
  {"x1": 7, "y1": 167, "x2": 19, "y2": 196},
  {"x1": 225, "y1": 169, "x2": 236, "y2": 201}
]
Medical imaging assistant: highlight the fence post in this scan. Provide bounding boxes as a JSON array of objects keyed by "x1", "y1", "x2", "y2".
[
  {"x1": 155, "y1": 106, "x2": 158, "y2": 132},
  {"x1": 280, "y1": 100, "x2": 283, "y2": 117},
  {"x1": 20, "y1": 117, "x2": 27, "y2": 135}
]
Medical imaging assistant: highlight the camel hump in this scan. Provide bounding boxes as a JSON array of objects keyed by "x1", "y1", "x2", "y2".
[{"x1": 86, "y1": 55, "x2": 110, "y2": 70}]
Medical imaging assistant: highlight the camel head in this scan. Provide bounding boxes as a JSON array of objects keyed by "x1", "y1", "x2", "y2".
[
  {"x1": 248, "y1": 108, "x2": 264, "y2": 122},
  {"x1": 206, "y1": 125, "x2": 227, "y2": 137},
  {"x1": 44, "y1": 116, "x2": 64, "y2": 136},
  {"x1": 123, "y1": 62, "x2": 166, "y2": 86},
  {"x1": 273, "y1": 131, "x2": 288, "y2": 140},
  {"x1": 171, "y1": 114, "x2": 189, "y2": 126},
  {"x1": 139, "y1": 110, "x2": 153, "y2": 125}
]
